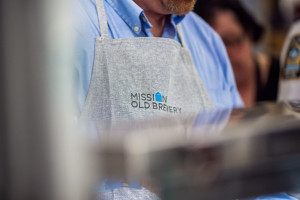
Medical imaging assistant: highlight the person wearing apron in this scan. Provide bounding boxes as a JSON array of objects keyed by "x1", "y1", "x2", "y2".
[
  {"x1": 75, "y1": 0, "x2": 243, "y2": 199},
  {"x1": 78, "y1": 0, "x2": 214, "y2": 198},
  {"x1": 80, "y1": 0, "x2": 214, "y2": 123}
]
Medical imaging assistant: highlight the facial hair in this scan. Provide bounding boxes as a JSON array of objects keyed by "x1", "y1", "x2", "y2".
[{"x1": 163, "y1": 0, "x2": 197, "y2": 15}]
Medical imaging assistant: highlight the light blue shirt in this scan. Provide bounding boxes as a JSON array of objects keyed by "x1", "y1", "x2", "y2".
[{"x1": 75, "y1": 0, "x2": 244, "y2": 111}]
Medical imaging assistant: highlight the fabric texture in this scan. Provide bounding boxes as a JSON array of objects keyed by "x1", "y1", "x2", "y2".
[{"x1": 74, "y1": 0, "x2": 244, "y2": 111}]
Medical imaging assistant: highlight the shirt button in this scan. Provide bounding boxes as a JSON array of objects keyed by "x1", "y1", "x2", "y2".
[
  {"x1": 134, "y1": 26, "x2": 140, "y2": 32},
  {"x1": 122, "y1": 182, "x2": 129, "y2": 187}
]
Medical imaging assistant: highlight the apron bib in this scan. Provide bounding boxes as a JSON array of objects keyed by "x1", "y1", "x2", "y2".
[{"x1": 80, "y1": 0, "x2": 214, "y2": 122}]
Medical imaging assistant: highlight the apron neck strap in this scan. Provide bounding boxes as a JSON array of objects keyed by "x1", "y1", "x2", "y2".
[
  {"x1": 96, "y1": 0, "x2": 109, "y2": 39},
  {"x1": 177, "y1": 24, "x2": 188, "y2": 48}
]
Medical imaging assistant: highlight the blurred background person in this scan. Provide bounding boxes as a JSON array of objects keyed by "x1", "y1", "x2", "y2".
[{"x1": 194, "y1": 0, "x2": 280, "y2": 107}]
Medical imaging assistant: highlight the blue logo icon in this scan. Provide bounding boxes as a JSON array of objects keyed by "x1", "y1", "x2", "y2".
[{"x1": 155, "y1": 92, "x2": 162, "y2": 102}]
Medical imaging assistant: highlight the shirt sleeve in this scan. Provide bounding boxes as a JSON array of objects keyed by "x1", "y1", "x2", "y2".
[
  {"x1": 212, "y1": 32, "x2": 245, "y2": 108},
  {"x1": 74, "y1": 0, "x2": 100, "y2": 110}
]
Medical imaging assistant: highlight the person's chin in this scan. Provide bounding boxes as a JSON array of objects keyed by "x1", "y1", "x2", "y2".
[{"x1": 163, "y1": 0, "x2": 196, "y2": 15}]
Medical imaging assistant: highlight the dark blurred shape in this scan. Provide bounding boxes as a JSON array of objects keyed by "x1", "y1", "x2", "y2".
[
  {"x1": 195, "y1": 0, "x2": 264, "y2": 42},
  {"x1": 0, "y1": 0, "x2": 8, "y2": 199},
  {"x1": 294, "y1": 3, "x2": 300, "y2": 21},
  {"x1": 270, "y1": 0, "x2": 286, "y2": 30}
]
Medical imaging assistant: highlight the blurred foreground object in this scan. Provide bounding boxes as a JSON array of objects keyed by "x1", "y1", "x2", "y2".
[
  {"x1": 98, "y1": 102, "x2": 300, "y2": 200},
  {"x1": 0, "y1": 0, "x2": 96, "y2": 199}
]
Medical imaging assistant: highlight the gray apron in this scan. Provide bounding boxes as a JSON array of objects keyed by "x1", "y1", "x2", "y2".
[
  {"x1": 84, "y1": 1, "x2": 214, "y2": 198},
  {"x1": 80, "y1": 0, "x2": 214, "y2": 124}
]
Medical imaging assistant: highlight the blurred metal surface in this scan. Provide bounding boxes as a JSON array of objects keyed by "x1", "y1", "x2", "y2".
[
  {"x1": 98, "y1": 102, "x2": 300, "y2": 200},
  {"x1": 158, "y1": 119, "x2": 300, "y2": 199}
]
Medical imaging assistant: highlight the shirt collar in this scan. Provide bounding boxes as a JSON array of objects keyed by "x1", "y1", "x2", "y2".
[
  {"x1": 172, "y1": 14, "x2": 185, "y2": 25},
  {"x1": 106, "y1": 0, "x2": 186, "y2": 34}
]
